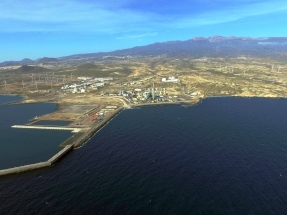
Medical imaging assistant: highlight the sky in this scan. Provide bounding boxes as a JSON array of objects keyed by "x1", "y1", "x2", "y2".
[{"x1": 1, "y1": 0, "x2": 287, "y2": 62}]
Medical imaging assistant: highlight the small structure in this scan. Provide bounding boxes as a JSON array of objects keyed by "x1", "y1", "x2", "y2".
[
  {"x1": 162, "y1": 77, "x2": 180, "y2": 83},
  {"x1": 91, "y1": 83, "x2": 105, "y2": 89},
  {"x1": 119, "y1": 90, "x2": 127, "y2": 96},
  {"x1": 143, "y1": 92, "x2": 152, "y2": 99},
  {"x1": 94, "y1": 77, "x2": 113, "y2": 82},
  {"x1": 72, "y1": 88, "x2": 78, "y2": 93}
]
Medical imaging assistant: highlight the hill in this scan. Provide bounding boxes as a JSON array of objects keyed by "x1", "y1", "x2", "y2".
[
  {"x1": 6, "y1": 65, "x2": 50, "y2": 74},
  {"x1": 37, "y1": 57, "x2": 58, "y2": 63}
]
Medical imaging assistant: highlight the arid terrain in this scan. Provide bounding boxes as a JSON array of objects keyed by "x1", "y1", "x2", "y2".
[{"x1": 1, "y1": 36, "x2": 287, "y2": 103}]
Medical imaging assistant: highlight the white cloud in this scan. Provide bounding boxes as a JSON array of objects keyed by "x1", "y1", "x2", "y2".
[
  {"x1": 0, "y1": 0, "x2": 286, "y2": 33},
  {"x1": 117, "y1": 32, "x2": 158, "y2": 40},
  {"x1": 0, "y1": 0, "x2": 156, "y2": 33},
  {"x1": 169, "y1": 1, "x2": 287, "y2": 28}
]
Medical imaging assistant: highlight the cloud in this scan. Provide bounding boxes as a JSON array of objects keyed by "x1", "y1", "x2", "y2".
[
  {"x1": 0, "y1": 0, "x2": 157, "y2": 34},
  {"x1": 0, "y1": 0, "x2": 286, "y2": 34},
  {"x1": 116, "y1": 32, "x2": 158, "y2": 40},
  {"x1": 168, "y1": 1, "x2": 287, "y2": 28}
]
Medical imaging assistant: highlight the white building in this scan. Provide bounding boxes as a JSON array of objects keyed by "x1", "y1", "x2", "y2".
[
  {"x1": 77, "y1": 77, "x2": 92, "y2": 81},
  {"x1": 61, "y1": 85, "x2": 69, "y2": 90},
  {"x1": 162, "y1": 76, "x2": 180, "y2": 83},
  {"x1": 91, "y1": 83, "x2": 105, "y2": 88}
]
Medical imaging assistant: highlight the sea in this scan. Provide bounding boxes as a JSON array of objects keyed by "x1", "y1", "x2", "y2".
[
  {"x1": 0, "y1": 95, "x2": 73, "y2": 169},
  {"x1": 1, "y1": 96, "x2": 287, "y2": 214}
]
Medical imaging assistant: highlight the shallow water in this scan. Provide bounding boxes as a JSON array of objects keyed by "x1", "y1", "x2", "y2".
[{"x1": 0, "y1": 95, "x2": 23, "y2": 104}]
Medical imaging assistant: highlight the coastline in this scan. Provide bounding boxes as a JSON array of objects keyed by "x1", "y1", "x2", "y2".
[
  {"x1": 0, "y1": 94, "x2": 26, "y2": 106},
  {"x1": 1, "y1": 94, "x2": 286, "y2": 176},
  {"x1": 0, "y1": 94, "x2": 21, "y2": 96}
]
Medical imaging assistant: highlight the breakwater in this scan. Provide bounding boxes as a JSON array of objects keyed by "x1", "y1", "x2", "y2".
[
  {"x1": 1, "y1": 107, "x2": 123, "y2": 176},
  {"x1": 0, "y1": 145, "x2": 73, "y2": 176},
  {"x1": 48, "y1": 145, "x2": 73, "y2": 164},
  {"x1": 71, "y1": 107, "x2": 124, "y2": 148},
  {"x1": 0, "y1": 162, "x2": 50, "y2": 176}
]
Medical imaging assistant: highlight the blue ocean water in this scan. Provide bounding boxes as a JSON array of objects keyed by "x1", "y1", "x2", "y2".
[
  {"x1": 0, "y1": 97, "x2": 73, "y2": 169},
  {"x1": 1, "y1": 97, "x2": 287, "y2": 214}
]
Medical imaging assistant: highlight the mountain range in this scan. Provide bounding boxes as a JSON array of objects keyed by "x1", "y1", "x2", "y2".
[{"x1": 2, "y1": 35, "x2": 287, "y2": 66}]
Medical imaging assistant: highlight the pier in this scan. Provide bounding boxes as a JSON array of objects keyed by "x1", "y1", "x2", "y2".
[{"x1": 11, "y1": 125, "x2": 82, "y2": 133}]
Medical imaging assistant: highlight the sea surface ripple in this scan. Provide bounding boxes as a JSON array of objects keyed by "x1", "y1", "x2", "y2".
[{"x1": 1, "y1": 97, "x2": 287, "y2": 214}]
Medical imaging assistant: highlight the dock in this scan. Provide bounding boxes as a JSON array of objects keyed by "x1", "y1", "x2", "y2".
[{"x1": 11, "y1": 125, "x2": 82, "y2": 133}]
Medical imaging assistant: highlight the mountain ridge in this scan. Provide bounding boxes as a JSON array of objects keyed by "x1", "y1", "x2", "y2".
[{"x1": 1, "y1": 36, "x2": 287, "y2": 66}]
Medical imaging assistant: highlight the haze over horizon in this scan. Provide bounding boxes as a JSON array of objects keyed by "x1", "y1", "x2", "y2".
[{"x1": 1, "y1": 0, "x2": 286, "y2": 62}]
